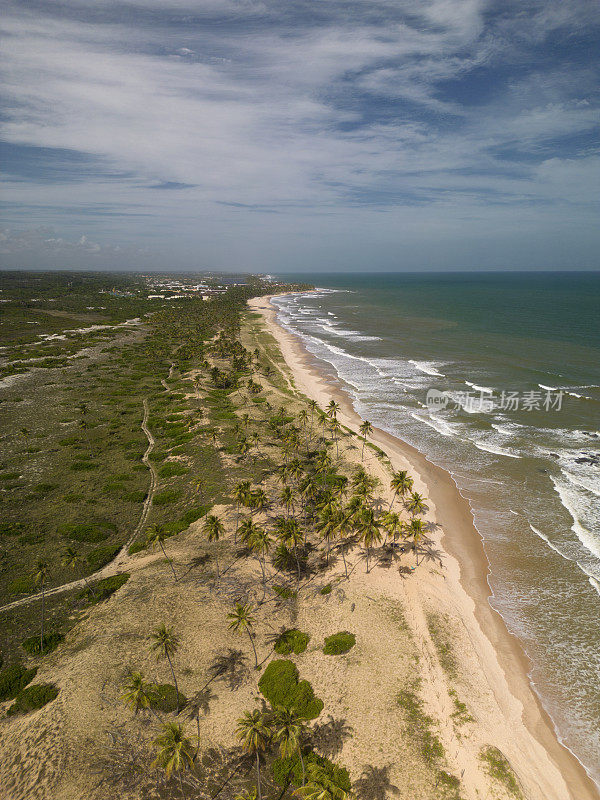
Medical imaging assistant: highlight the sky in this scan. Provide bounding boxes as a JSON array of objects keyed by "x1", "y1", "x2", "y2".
[{"x1": 1, "y1": 0, "x2": 599, "y2": 272}]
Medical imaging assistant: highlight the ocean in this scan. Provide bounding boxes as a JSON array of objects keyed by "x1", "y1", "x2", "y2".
[{"x1": 271, "y1": 271, "x2": 600, "y2": 784}]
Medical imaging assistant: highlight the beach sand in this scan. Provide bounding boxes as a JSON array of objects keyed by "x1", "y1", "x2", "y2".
[{"x1": 249, "y1": 294, "x2": 600, "y2": 800}]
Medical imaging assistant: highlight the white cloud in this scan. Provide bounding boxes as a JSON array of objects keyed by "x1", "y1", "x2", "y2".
[{"x1": 0, "y1": 0, "x2": 598, "y2": 269}]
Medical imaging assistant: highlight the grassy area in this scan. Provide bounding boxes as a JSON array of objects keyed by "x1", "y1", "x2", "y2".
[{"x1": 479, "y1": 746, "x2": 523, "y2": 798}]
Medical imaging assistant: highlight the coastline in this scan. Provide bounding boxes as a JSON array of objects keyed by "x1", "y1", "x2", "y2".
[{"x1": 249, "y1": 292, "x2": 600, "y2": 800}]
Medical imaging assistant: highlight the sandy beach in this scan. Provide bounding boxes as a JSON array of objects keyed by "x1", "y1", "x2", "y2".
[{"x1": 249, "y1": 293, "x2": 600, "y2": 800}]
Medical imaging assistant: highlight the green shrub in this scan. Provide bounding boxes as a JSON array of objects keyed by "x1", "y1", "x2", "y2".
[
  {"x1": 149, "y1": 684, "x2": 187, "y2": 713},
  {"x1": 87, "y1": 545, "x2": 120, "y2": 570},
  {"x1": 128, "y1": 541, "x2": 146, "y2": 555},
  {"x1": 258, "y1": 659, "x2": 323, "y2": 719},
  {"x1": 320, "y1": 584, "x2": 332, "y2": 595},
  {"x1": 0, "y1": 664, "x2": 37, "y2": 701},
  {"x1": 158, "y1": 463, "x2": 190, "y2": 478},
  {"x1": 22, "y1": 632, "x2": 64, "y2": 656},
  {"x1": 70, "y1": 461, "x2": 99, "y2": 471},
  {"x1": 179, "y1": 505, "x2": 210, "y2": 527},
  {"x1": 58, "y1": 520, "x2": 117, "y2": 543},
  {"x1": 8, "y1": 575, "x2": 35, "y2": 595},
  {"x1": 273, "y1": 585, "x2": 297, "y2": 600},
  {"x1": 7, "y1": 683, "x2": 59, "y2": 716},
  {"x1": 323, "y1": 632, "x2": 355, "y2": 655},
  {"x1": 80, "y1": 573, "x2": 130, "y2": 604},
  {"x1": 123, "y1": 490, "x2": 148, "y2": 503},
  {"x1": 153, "y1": 488, "x2": 182, "y2": 506},
  {"x1": 274, "y1": 629, "x2": 310, "y2": 655},
  {"x1": 273, "y1": 751, "x2": 351, "y2": 791},
  {"x1": 479, "y1": 746, "x2": 522, "y2": 797}
]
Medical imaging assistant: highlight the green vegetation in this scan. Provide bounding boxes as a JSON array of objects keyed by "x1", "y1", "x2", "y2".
[
  {"x1": 22, "y1": 632, "x2": 64, "y2": 656},
  {"x1": 480, "y1": 746, "x2": 522, "y2": 797},
  {"x1": 273, "y1": 751, "x2": 351, "y2": 792},
  {"x1": 426, "y1": 612, "x2": 457, "y2": 678},
  {"x1": 274, "y1": 629, "x2": 310, "y2": 655},
  {"x1": 258, "y1": 659, "x2": 323, "y2": 719},
  {"x1": 323, "y1": 631, "x2": 356, "y2": 655},
  {"x1": 397, "y1": 688, "x2": 445, "y2": 765},
  {"x1": 319, "y1": 583, "x2": 332, "y2": 595},
  {"x1": 86, "y1": 544, "x2": 120, "y2": 570},
  {"x1": 149, "y1": 684, "x2": 187, "y2": 713},
  {"x1": 7, "y1": 683, "x2": 59, "y2": 716},
  {"x1": 0, "y1": 663, "x2": 37, "y2": 701},
  {"x1": 79, "y1": 573, "x2": 130, "y2": 604}
]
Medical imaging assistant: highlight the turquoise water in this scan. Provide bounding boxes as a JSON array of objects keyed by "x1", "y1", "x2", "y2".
[{"x1": 272, "y1": 272, "x2": 600, "y2": 784}]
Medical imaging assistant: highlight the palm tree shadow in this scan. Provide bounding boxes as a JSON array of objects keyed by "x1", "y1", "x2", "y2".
[
  {"x1": 311, "y1": 715, "x2": 354, "y2": 759},
  {"x1": 420, "y1": 546, "x2": 445, "y2": 568},
  {"x1": 208, "y1": 648, "x2": 249, "y2": 690},
  {"x1": 187, "y1": 686, "x2": 217, "y2": 718},
  {"x1": 355, "y1": 764, "x2": 399, "y2": 800}
]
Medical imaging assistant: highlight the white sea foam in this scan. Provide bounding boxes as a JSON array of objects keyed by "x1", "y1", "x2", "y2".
[
  {"x1": 550, "y1": 475, "x2": 600, "y2": 561},
  {"x1": 408, "y1": 360, "x2": 446, "y2": 377},
  {"x1": 410, "y1": 412, "x2": 457, "y2": 437},
  {"x1": 589, "y1": 576, "x2": 600, "y2": 597},
  {"x1": 465, "y1": 380, "x2": 494, "y2": 393},
  {"x1": 530, "y1": 524, "x2": 572, "y2": 561},
  {"x1": 560, "y1": 468, "x2": 600, "y2": 500},
  {"x1": 472, "y1": 441, "x2": 522, "y2": 458}
]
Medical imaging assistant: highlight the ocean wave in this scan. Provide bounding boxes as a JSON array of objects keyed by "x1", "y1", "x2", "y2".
[
  {"x1": 550, "y1": 475, "x2": 600, "y2": 561},
  {"x1": 471, "y1": 440, "x2": 522, "y2": 458},
  {"x1": 530, "y1": 524, "x2": 573, "y2": 561},
  {"x1": 408, "y1": 360, "x2": 446, "y2": 377},
  {"x1": 465, "y1": 380, "x2": 494, "y2": 393},
  {"x1": 318, "y1": 323, "x2": 382, "y2": 341},
  {"x1": 410, "y1": 412, "x2": 457, "y2": 437},
  {"x1": 560, "y1": 468, "x2": 600, "y2": 500},
  {"x1": 589, "y1": 576, "x2": 600, "y2": 597}
]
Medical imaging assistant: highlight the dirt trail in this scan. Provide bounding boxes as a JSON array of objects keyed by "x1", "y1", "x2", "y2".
[{"x1": 0, "y1": 398, "x2": 157, "y2": 615}]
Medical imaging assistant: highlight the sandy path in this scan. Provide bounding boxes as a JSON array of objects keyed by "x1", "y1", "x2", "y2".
[
  {"x1": 0, "y1": 398, "x2": 158, "y2": 615},
  {"x1": 248, "y1": 294, "x2": 600, "y2": 800}
]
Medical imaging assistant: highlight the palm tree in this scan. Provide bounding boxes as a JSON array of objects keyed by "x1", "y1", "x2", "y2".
[
  {"x1": 328, "y1": 418, "x2": 342, "y2": 457},
  {"x1": 150, "y1": 623, "x2": 182, "y2": 712},
  {"x1": 326, "y1": 399, "x2": 340, "y2": 419},
  {"x1": 146, "y1": 525, "x2": 178, "y2": 582},
  {"x1": 406, "y1": 491, "x2": 428, "y2": 517},
  {"x1": 228, "y1": 603, "x2": 259, "y2": 668},
  {"x1": 406, "y1": 517, "x2": 426, "y2": 564},
  {"x1": 359, "y1": 420, "x2": 373, "y2": 460},
  {"x1": 381, "y1": 511, "x2": 402, "y2": 545},
  {"x1": 61, "y1": 545, "x2": 95, "y2": 597},
  {"x1": 120, "y1": 671, "x2": 161, "y2": 721},
  {"x1": 152, "y1": 721, "x2": 194, "y2": 797},
  {"x1": 271, "y1": 706, "x2": 308, "y2": 786},
  {"x1": 275, "y1": 517, "x2": 304, "y2": 584},
  {"x1": 389, "y1": 470, "x2": 413, "y2": 509},
  {"x1": 294, "y1": 764, "x2": 354, "y2": 800},
  {"x1": 250, "y1": 527, "x2": 272, "y2": 586},
  {"x1": 236, "y1": 710, "x2": 272, "y2": 800},
  {"x1": 357, "y1": 507, "x2": 382, "y2": 573},
  {"x1": 280, "y1": 485, "x2": 296, "y2": 517},
  {"x1": 308, "y1": 399, "x2": 319, "y2": 440},
  {"x1": 203, "y1": 514, "x2": 225, "y2": 585},
  {"x1": 316, "y1": 503, "x2": 341, "y2": 565},
  {"x1": 239, "y1": 518, "x2": 261, "y2": 547},
  {"x1": 31, "y1": 559, "x2": 49, "y2": 654},
  {"x1": 249, "y1": 488, "x2": 269, "y2": 516}
]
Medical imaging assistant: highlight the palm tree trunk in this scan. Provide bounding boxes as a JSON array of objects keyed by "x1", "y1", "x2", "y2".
[
  {"x1": 341, "y1": 543, "x2": 348, "y2": 579},
  {"x1": 256, "y1": 752, "x2": 262, "y2": 800},
  {"x1": 195, "y1": 716, "x2": 201, "y2": 760},
  {"x1": 161, "y1": 541, "x2": 178, "y2": 582},
  {"x1": 40, "y1": 583, "x2": 45, "y2": 654},
  {"x1": 361, "y1": 439, "x2": 365, "y2": 460},
  {"x1": 365, "y1": 548, "x2": 370, "y2": 574},
  {"x1": 247, "y1": 628, "x2": 259, "y2": 669},
  {"x1": 299, "y1": 746, "x2": 306, "y2": 786},
  {"x1": 166, "y1": 651, "x2": 180, "y2": 713},
  {"x1": 389, "y1": 490, "x2": 397, "y2": 511}
]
